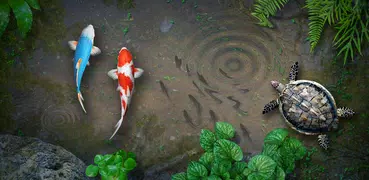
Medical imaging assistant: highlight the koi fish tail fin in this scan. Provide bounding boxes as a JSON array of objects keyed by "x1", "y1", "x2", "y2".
[
  {"x1": 109, "y1": 117, "x2": 123, "y2": 140},
  {"x1": 77, "y1": 91, "x2": 87, "y2": 113}
]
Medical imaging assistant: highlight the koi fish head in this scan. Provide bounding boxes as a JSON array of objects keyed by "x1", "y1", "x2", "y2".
[
  {"x1": 81, "y1": 24, "x2": 95, "y2": 43},
  {"x1": 117, "y1": 47, "x2": 133, "y2": 67}
]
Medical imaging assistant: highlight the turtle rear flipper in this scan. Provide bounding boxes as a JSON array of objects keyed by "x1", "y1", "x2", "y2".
[
  {"x1": 262, "y1": 100, "x2": 279, "y2": 114},
  {"x1": 337, "y1": 107, "x2": 355, "y2": 118},
  {"x1": 318, "y1": 134, "x2": 329, "y2": 150},
  {"x1": 288, "y1": 62, "x2": 299, "y2": 82}
]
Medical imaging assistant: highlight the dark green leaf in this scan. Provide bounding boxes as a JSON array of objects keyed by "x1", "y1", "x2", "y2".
[
  {"x1": 114, "y1": 155, "x2": 123, "y2": 164},
  {"x1": 94, "y1": 154, "x2": 104, "y2": 164},
  {"x1": 210, "y1": 159, "x2": 232, "y2": 176},
  {"x1": 25, "y1": 0, "x2": 40, "y2": 10},
  {"x1": 103, "y1": 154, "x2": 115, "y2": 165},
  {"x1": 0, "y1": 1, "x2": 10, "y2": 37},
  {"x1": 98, "y1": 161, "x2": 106, "y2": 169},
  {"x1": 107, "y1": 164, "x2": 119, "y2": 177},
  {"x1": 85, "y1": 165, "x2": 99, "y2": 177},
  {"x1": 186, "y1": 161, "x2": 208, "y2": 180},
  {"x1": 200, "y1": 129, "x2": 217, "y2": 152},
  {"x1": 123, "y1": 158, "x2": 137, "y2": 171},
  {"x1": 234, "y1": 175, "x2": 244, "y2": 180},
  {"x1": 215, "y1": 122, "x2": 235, "y2": 139},
  {"x1": 280, "y1": 137, "x2": 306, "y2": 160},
  {"x1": 118, "y1": 169, "x2": 128, "y2": 180},
  {"x1": 99, "y1": 167, "x2": 108, "y2": 177},
  {"x1": 274, "y1": 166, "x2": 285, "y2": 180},
  {"x1": 280, "y1": 153, "x2": 295, "y2": 173},
  {"x1": 242, "y1": 168, "x2": 251, "y2": 176},
  {"x1": 221, "y1": 172, "x2": 231, "y2": 180},
  {"x1": 233, "y1": 162, "x2": 247, "y2": 174},
  {"x1": 199, "y1": 152, "x2": 214, "y2": 170},
  {"x1": 263, "y1": 128, "x2": 289, "y2": 146},
  {"x1": 127, "y1": 151, "x2": 136, "y2": 160},
  {"x1": 206, "y1": 175, "x2": 222, "y2": 180},
  {"x1": 247, "y1": 155, "x2": 277, "y2": 179},
  {"x1": 261, "y1": 144, "x2": 282, "y2": 166},
  {"x1": 117, "y1": 150, "x2": 128, "y2": 160},
  {"x1": 213, "y1": 139, "x2": 243, "y2": 161},
  {"x1": 172, "y1": 172, "x2": 187, "y2": 180},
  {"x1": 8, "y1": 0, "x2": 33, "y2": 38}
]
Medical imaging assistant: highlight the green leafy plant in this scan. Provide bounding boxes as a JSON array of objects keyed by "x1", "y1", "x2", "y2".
[
  {"x1": 171, "y1": 122, "x2": 307, "y2": 180},
  {"x1": 86, "y1": 149, "x2": 137, "y2": 180},
  {"x1": 251, "y1": 0, "x2": 289, "y2": 28},
  {"x1": 251, "y1": 0, "x2": 369, "y2": 65},
  {"x1": 0, "y1": 0, "x2": 41, "y2": 38}
]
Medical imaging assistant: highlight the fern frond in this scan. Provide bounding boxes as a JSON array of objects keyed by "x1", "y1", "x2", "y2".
[
  {"x1": 251, "y1": 0, "x2": 289, "y2": 28},
  {"x1": 305, "y1": 0, "x2": 326, "y2": 52}
]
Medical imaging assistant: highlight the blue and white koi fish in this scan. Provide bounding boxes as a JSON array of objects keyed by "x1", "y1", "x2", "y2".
[{"x1": 68, "y1": 24, "x2": 101, "y2": 113}]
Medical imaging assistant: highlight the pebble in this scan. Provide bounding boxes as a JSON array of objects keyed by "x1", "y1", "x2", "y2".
[{"x1": 170, "y1": 136, "x2": 176, "y2": 141}]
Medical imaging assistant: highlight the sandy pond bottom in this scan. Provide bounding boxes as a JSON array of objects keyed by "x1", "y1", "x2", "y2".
[{"x1": 5, "y1": 0, "x2": 355, "y2": 178}]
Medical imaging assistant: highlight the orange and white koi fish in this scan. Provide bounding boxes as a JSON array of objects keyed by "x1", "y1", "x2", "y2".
[{"x1": 107, "y1": 47, "x2": 144, "y2": 139}]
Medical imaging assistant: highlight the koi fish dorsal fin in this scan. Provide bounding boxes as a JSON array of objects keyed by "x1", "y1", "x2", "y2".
[
  {"x1": 68, "y1": 41, "x2": 78, "y2": 51},
  {"x1": 107, "y1": 69, "x2": 118, "y2": 80},
  {"x1": 91, "y1": 46, "x2": 101, "y2": 56},
  {"x1": 133, "y1": 68, "x2": 144, "y2": 78}
]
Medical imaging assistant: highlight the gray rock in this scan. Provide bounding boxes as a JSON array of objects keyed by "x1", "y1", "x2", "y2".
[{"x1": 0, "y1": 134, "x2": 88, "y2": 180}]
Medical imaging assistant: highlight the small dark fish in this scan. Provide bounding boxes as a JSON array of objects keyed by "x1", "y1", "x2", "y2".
[
  {"x1": 183, "y1": 110, "x2": 196, "y2": 129},
  {"x1": 209, "y1": 110, "x2": 218, "y2": 123},
  {"x1": 197, "y1": 72, "x2": 209, "y2": 86},
  {"x1": 192, "y1": 81, "x2": 205, "y2": 96},
  {"x1": 240, "y1": 123, "x2": 252, "y2": 141},
  {"x1": 204, "y1": 88, "x2": 222, "y2": 104},
  {"x1": 227, "y1": 96, "x2": 241, "y2": 109},
  {"x1": 239, "y1": 89, "x2": 249, "y2": 93},
  {"x1": 186, "y1": 64, "x2": 191, "y2": 76},
  {"x1": 219, "y1": 68, "x2": 232, "y2": 79},
  {"x1": 188, "y1": 94, "x2": 202, "y2": 116},
  {"x1": 159, "y1": 80, "x2": 170, "y2": 100},
  {"x1": 174, "y1": 55, "x2": 182, "y2": 69}
]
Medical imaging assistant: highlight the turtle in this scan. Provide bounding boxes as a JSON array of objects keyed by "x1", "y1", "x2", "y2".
[{"x1": 262, "y1": 61, "x2": 355, "y2": 150}]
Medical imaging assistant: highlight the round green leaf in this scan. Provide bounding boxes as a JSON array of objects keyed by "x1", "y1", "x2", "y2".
[
  {"x1": 117, "y1": 150, "x2": 128, "y2": 160},
  {"x1": 123, "y1": 158, "x2": 137, "y2": 171},
  {"x1": 206, "y1": 175, "x2": 222, "y2": 180},
  {"x1": 221, "y1": 172, "x2": 231, "y2": 180},
  {"x1": 233, "y1": 162, "x2": 247, "y2": 174},
  {"x1": 274, "y1": 166, "x2": 285, "y2": 180},
  {"x1": 199, "y1": 152, "x2": 214, "y2": 170},
  {"x1": 99, "y1": 167, "x2": 108, "y2": 177},
  {"x1": 107, "y1": 164, "x2": 119, "y2": 177},
  {"x1": 210, "y1": 159, "x2": 232, "y2": 176},
  {"x1": 127, "y1": 151, "x2": 136, "y2": 160},
  {"x1": 25, "y1": 0, "x2": 40, "y2": 10},
  {"x1": 247, "y1": 155, "x2": 277, "y2": 179},
  {"x1": 113, "y1": 155, "x2": 123, "y2": 164},
  {"x1": 261, "y1": 144, "x2": 282, "y2": 167},
  {"x1": 213, "y1": 139, "x2": 243, "y2": 161},
  {"x1": 0, "y1": 2, "x2": 10, "y2": 37},
  {"x1": 94, "y1": 154, "x2": 104, "y2": 164},
  {"x1": 118, "y1": 169, "x2": 128, "y2": 180},
  {"x1": 215, "y1": 122, "x2": 235, "y2": 139},
  {"x1": 263, "y1": 128, "x2": 289, "y2": 146},
  {"x1": 98, "y1": 161, "x2": 106, "y2": 169},
  {"x1": 103, "y1": 154, "x2": 114, "y2": 165},
  {"x1": 242, "y1": 168, "x2": 251, "y2": 176},
  {"x1": 200, "y1": 129, "x2": 217, "y2": 152},
  {"x1": 281, "y1": 137, "x2": 306, "y2": 160},
  {"x1": 171, "y1": 172, "x2": 187, "y2": 180},
  {"x1": 186, "y1": 161, "x2": 208, "y2": 180},
  {"x1": 85, "y1": 165, "x2": 99, "y2": 177},
  {"x1": 8, "y1": 0, "x2": 33, "y2": 38},
  {"x1": 234, "y1": 175, "x2": 244, "y2": 180}
]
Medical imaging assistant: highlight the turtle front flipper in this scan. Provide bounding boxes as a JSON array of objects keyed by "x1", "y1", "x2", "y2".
[
  {"x1": 337, "y1": 107, "x2": 355, "y2": 118},
  {"x1": 318, "y1": 134, "x2": 329, "y2": 150},
  {"x1": 288, "y1": 62, "x2": 299, "y2": 82},
  {"x1": 262, "y1": 100, "x2": 279, "y2": 114}
]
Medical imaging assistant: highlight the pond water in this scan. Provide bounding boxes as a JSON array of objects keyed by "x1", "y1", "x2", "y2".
[{"x1": 3, "y1": 0, "x2": 369, "y2": 179}]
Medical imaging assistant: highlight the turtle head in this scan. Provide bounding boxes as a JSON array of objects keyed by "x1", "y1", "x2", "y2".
[{"x1": 271, "y1": 80, "x2": 285, "y2": 93}]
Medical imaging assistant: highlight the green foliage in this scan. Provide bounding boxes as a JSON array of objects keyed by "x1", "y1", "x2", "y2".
[
  {"x1": 171, "y1": 123, "x2": 307, "y2": 180},
  {"x1": 251, "y1": 0, "x2": 290, "y2": 28},
  {"x1": 0, "y1": 0, "x2": 40, "y2": 38},
  {"x1": 85, "y1": 149, "x2": 137, "y2": 180},
  {"x1": 251, "y1": 0, "x2": 369, "y2": 65}
]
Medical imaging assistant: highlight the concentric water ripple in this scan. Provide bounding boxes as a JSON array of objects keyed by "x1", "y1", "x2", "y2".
[
  {"x1": 183, "y1": 11, "x2": 282, "y2": 93},
  {"x1": 40, "y1": 104, "x2": 84, "y2": 141}
]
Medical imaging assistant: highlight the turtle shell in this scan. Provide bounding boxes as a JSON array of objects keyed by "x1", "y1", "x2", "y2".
[{"x1": 278, "y1": 80, "x2": 339, "y2": 135}]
